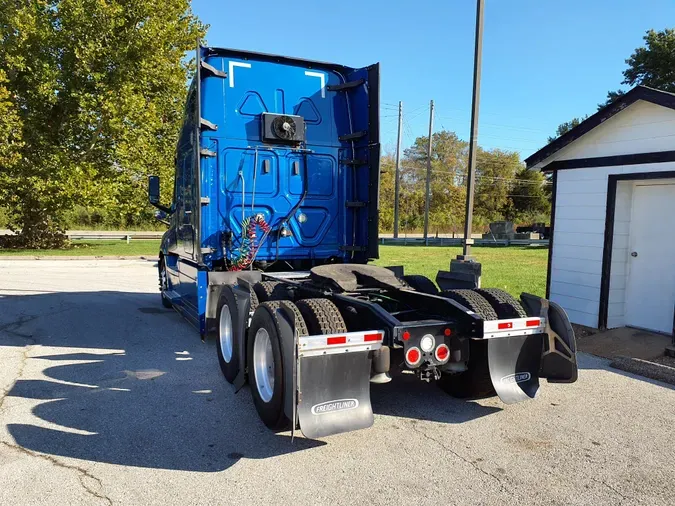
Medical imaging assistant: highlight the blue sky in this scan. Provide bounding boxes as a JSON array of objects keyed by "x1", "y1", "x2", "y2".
[{"x1": 191, "y1": 0, "x2": 675, "y2": 159}]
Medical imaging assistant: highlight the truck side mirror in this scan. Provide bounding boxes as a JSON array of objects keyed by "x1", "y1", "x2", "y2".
[
  {"x1": 148, "y1": 175, "x2": 172, "y2": 214},
  {"x1": 148, "y1": 175, "x2": 161, "y2": 204}
]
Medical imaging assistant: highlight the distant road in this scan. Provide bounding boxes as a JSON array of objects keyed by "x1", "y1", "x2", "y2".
[
  {"x1": 1, "y1": 230, "x2": 480, "y2": 239},
  {"x1": 0, "y1": 230, "x2": 547, "y2": 246}
]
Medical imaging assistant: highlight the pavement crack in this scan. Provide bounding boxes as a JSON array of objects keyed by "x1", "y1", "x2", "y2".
[
  {"x1": 1, "y1": 441, "x2": 112, "y2": 505},
  {"x1": 0, "y1": 314, "x2": 40, "y2": 340},
  {"x1": 0, "y1": 344, "x2": 32, "y2": 413},
  {"x1": 591, "y1": 477, "x2": 629, "y2": 502},
  {"x1": 408, "y1": 422, "x2": 509, "y2": 493},
  {"x1": 0, "y1": 307, "x2": 73, "y2": 413}
]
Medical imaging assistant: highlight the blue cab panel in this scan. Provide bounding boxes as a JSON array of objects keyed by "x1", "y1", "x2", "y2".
[
  {"x1": 197, "y1": 46, "x2": 380, "y2": 268},
  {"x1": 159, "y1": 45, "x2": 380, "y2": 333}
]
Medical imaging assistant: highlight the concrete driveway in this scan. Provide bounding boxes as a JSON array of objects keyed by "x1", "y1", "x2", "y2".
[{"x1": 1, "y1": 260, "x2": 674, "y2": 505}]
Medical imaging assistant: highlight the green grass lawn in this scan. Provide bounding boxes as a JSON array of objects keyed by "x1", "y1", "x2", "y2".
[
  {"x1": 373, "y1": 245, "x2": 548, "y2": 298},
  {"x1": 0, "y1": 240, "x2": 162, "y2": 257},
  {"x1": 0, "y1": 241, "x2": 548, "y2": 297}
]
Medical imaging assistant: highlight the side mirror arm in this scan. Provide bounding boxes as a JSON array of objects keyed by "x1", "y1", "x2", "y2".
[{"x1": 150, "y1": 201, "x2": 173, "y2": 215}]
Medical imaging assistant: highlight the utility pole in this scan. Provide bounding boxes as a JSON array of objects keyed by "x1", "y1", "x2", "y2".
[
  {"x1": 423, "y1": 99, "x2": 434, "y2": 245},
  {"x1": 393, "y1": 101, "x2": 403, "y2": 238},
  {"x1": 461, "y1": 0, "x2": 484, "y2": 259}
]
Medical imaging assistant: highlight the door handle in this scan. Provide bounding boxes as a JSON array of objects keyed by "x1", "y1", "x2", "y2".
[{"x1": 631, "y1": 251, "x2": 638, "y2": 257}]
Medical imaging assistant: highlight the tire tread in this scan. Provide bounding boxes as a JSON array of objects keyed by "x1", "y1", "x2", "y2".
[
  {"x1": 441, "y1": 289, "x2": 499, "y2": 320},
  {"x1": 475, "y1": 288, "x2": 527, "y2": 319},
  {"x1": 401, "y1": 274, "x2": 439, "y2": 294},
  {"x1": 296, "y1": 298, "x2": 348, "y2": 335}
]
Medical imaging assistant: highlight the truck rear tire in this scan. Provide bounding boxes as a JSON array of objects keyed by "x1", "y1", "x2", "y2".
[
  {"x1": 438, "y1": 339, "x2": 495, "y2": 398},
  {"x1": 296, "y1": 298, "x2": 347, "y2": 334},
  {"x1": 475, "y1": 288, "x2": 527, "y2": 319},
  {"x1": 252, "y1": 281, "x2": 291, "y2": 303},
  {"x1": 441, "y1": 289, "x2": 499, "y2": 320},
  {"x1": 401, "y1": 275, "x2": 439, "y2": 295},
  {"x1": 247, "y1": 301, "x2": 308, "y2": 430},
  {"x1": 159, "y1": 258, "x2": 172, "y2": 309},
  {"x1": 216, "y1": 286, "x2": 241, "y2": 384}
]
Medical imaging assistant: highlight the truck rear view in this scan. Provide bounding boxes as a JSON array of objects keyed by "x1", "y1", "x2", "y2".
[
  {"x1": 149, "y1": 43, "x2": 578, "y2": 440},
  {"x1": 182, "y1": 46, "x2": 380, "y2": 273}
]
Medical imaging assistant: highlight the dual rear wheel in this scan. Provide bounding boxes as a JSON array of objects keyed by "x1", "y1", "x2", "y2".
[{"x1": 215, "y1": 282, "x2": 347, "y2": 429}]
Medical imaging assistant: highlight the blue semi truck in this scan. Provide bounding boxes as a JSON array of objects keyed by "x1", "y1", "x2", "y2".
[{"x1": 148, "y1": 42, "x2": 578, "y2": 438}]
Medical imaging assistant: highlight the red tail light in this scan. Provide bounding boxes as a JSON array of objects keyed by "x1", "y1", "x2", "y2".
[
  {"x1": 435, "y1": 344, "x2": 450, "y2": 363},
  {"x1": 402, "y1": 331, "x2": 411, "y2": 341},
  {"x1": 405, "y1": 347, "x2": 421, "y2": 367}
]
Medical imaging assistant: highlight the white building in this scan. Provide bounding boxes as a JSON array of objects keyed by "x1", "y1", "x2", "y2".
[{"x1": 526, "y1": 86, "x2": 675, "y2": 334}]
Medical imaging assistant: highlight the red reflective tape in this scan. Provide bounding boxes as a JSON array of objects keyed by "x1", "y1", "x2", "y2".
[
  {"x1": 364, "y1": 333, "x2": 382, "y2": 342},
  {"x1": 498, "y1": 322, "x2": 513, "y2": 330},
  {"x1": 327, "y1": 336, "x2": 347, "y2": 345},
  {"x1": 526, "y1": 319, "x2": 541, "y2": 327}
]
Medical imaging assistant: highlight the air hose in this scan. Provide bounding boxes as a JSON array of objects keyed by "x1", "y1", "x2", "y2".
[{"x1": 229, "y1": 214, "x2": 272, "y2": 271}]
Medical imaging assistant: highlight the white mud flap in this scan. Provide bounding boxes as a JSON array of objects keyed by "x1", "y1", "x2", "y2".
[
  {"x1": 487, "y1": 333, "x2": 543, "y2": 404},
  {"x1": 297, "y1": 351, "x2": 375, "y2": 439},
  {"x1": 275, "y1": 303, "x2": 383, "y2": 439},
  {"x1": 296, "y1": 331, "x2": 383, "y2": 439},
  {"x1": 485, "y1": 295, "x2": 579, "y2": 404},
  {"x1": 483, "y1": 316, "x2": 548, "y2": 404}
]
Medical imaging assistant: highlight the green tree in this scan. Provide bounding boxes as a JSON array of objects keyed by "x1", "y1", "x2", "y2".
[
  {"x1": 378, "y1": 155, "x2": 396, "y2": 232},
  {"x1": 599, "y1": 28, "x2": 675, "y2": 108},
  {"x1": 597, "y1": 90, "x2": 626, "y2": 110},
  {"x1": 506, "y1": 168, "x2": 551, "y2": 222},
  {"x1": 0, "y1": 69, "x2": 21, "y2": 173},
  {"x1": 547, "y1": 116, "x2": 589, "y2": 143},
  {"x1": 0, "y1": 1, "x2": 204, "y2": 247},
  {"x1": 394, "y1": 130, "x2": 524, "y2": 234},
  {"x1": 473, "y1": 148, "x2": 522, "y2": 224},
  {"x1": 402, "y1": 131, "x2": 468, "y2": 234}
]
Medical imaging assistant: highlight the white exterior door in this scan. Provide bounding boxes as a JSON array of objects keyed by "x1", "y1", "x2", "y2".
[{"x1": 625, "y1": 182, "x2": 675, "y2": 333}]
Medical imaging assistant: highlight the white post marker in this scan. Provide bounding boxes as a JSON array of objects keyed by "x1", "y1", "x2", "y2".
[
  {"x1": 229, "y1": 61, "x2": 252, "y2": 88},
  {"x1": 304, "y1": 71, "x2": 326, "y2": 98}
]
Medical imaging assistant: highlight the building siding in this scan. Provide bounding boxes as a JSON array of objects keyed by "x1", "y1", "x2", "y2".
[
  {"x1": 531, "y1": 101, "x2": 675, "y2": 170},
  {"x1": 550, "y1": 162, "x2": 675, "y2": 328}
]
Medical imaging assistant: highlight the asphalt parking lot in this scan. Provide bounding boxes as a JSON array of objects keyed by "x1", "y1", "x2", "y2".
[{"x1": 1, "y1": 260, "x2": 674, "y2": 506}]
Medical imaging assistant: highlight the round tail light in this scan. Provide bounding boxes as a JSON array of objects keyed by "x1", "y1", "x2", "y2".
[
  {"x1": 420, "y1": 334, "x2": 435, "y2": 352},
  {"x1": 405, "y1": 347, "x2": 422, "y2": 367},
  {"x1": 435, "y1": 344, "x2": 450, "y2": 363}
]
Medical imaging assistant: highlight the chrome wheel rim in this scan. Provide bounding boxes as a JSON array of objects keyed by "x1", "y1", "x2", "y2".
[
  {"x1": 160, "y1": 263, "x2": 169, "y2": 291},
  {"x1": 253, "y1": 328, "x2": 274, "y2": 403},
  {"x1": 219, "y1": 304, "x2": 233, "y2": 363}
]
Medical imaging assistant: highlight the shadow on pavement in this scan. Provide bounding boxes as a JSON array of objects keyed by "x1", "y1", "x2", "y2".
[
  {"x1": 371, "y1": 371, "x2": 501, "y2": 423},
  {"x1": 1, "y1": 290, "x2": 500, "y2": 472}
]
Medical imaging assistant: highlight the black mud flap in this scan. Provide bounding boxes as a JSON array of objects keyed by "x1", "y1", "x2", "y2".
[
  {"x1": 488, "y1": 334, "x2": 543, "y2": 404},
  {"x1": 296, "y1": 352, "x2": 375, "y2": 439},
  {"x1": 232, "y1": 285, "x2": 254, "y2": 393},
  {"x1": 521, "y1": 294, "x2": 578, "y2": 383}
]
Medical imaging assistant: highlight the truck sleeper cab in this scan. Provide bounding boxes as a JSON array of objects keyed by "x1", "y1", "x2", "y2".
[{"x1": 149, "y1": 42, "x2": 578, "y2": 439}]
